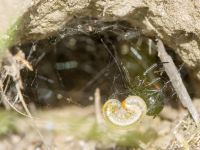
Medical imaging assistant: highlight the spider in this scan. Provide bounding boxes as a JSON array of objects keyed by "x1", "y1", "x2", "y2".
[
  {"x1": 100, "y1": 33, "x2": 167, "y2": 128},
  {"x1": 102, "y1": 59, "x2": 167, "y2": 128},
  {"x1": 15, "y1": 18, "x2": 168, "y2": 127},
  {"x1": 58, "y1": 18, "x2": 169, "y2": 128}
]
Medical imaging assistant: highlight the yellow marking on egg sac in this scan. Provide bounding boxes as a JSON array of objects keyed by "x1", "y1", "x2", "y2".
[
  {"x1": 121, "y1": 100, "x2": 126, "y2": 109},
  {"x1": 102, "y1": 96, "x2": 147, "y2": 128}
]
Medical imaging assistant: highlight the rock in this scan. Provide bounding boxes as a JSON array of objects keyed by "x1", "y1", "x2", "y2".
[{"x1": 3, "y1": 0, "x2": 200, "y2": 81}]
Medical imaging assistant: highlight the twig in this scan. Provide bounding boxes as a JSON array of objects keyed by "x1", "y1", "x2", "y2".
[
  {"x1": 156, "y1": 39, "x2": 200, "y2": 124},
  {"x1": 0, "y1": 74, "x2": 11, "y2": 110},
  {"x1": 2, "y1": 52, "x2": 50, "y2": 149},
  {"x1": 94, "y1": 88, "x2": 103, "y2": 124}
]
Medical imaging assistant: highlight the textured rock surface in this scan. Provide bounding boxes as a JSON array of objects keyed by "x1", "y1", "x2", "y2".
[
  {"x1": 5, "y1": 0, "x2": 200, "y2": 80},
  {"x1": 97, "y1": 0, "x2": 200, "y2": 80},
  {"x1": 18, "y1": 0, "x2": 91, "y2": 41}
]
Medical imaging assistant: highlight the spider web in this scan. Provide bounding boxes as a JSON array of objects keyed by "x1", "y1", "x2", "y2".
[{"x1": 2, "y1": 17, "x2": 172, "y2": 109}]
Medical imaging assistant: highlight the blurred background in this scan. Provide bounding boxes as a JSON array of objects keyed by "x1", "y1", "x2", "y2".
[{"x1": 0, "y1": 1, "x2": 200, "y2": 150}]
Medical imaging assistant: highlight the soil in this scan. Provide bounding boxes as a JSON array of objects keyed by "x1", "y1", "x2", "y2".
[{"x1": 0, "y1": 100, "x2": 200, "y2": 150}]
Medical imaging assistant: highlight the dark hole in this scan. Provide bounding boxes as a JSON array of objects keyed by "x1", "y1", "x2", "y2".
[{"x1": 9, "y1": 19, "x2": 194, "y2": 109}]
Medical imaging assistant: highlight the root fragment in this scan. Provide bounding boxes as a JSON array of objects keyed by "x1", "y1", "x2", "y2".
[{"x1": 156, "y1": 39, "x2": 200, "y2": 124}]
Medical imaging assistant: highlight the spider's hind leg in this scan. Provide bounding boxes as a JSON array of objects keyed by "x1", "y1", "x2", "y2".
[{"x1": 143, "y1": 62, "x2": 168, "y2": 76}]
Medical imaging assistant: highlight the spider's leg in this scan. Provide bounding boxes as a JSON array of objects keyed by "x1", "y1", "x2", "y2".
[
  {"x1": 148, "y1": 39, "x2": 153, "y2": 55},
  {"x1": 146, "y1": 77, "x2": 161, "y2": 87},
  {"x1": 146, "y1": 89, "x2": 162, "y2": 97},
  {"x1": 143, "y1": 62, "x2": 169, "y2": 76},
  {"x1": 143, "y1": 63, "x2": 158, "y2": 76},
  {"x1": 130, "y1": 47, "x2": 142, "y2": 60},
  {"x1": 162, "y1": 80, "x2": 171, "y2": 90}
]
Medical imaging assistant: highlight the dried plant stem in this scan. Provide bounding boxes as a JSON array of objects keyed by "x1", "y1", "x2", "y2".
[
  {"x1": 15, "y1": 82, "x2": 32, "y2": 117},
  {"x1": 1, "y1": 52, "x2": 49, "y2": 149},
  {"x1": 0, "y1": 76, "x2": 10, "y2": 110},
  {"x1": 157, "y1": 39, "x2": 200, "y2": 124},
  {"x1": 15, "y1": 80, "x2": 50, "y2": 150},
  {"x1": 94, "y1": 88, "x2": 103, "y2": 125}
]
